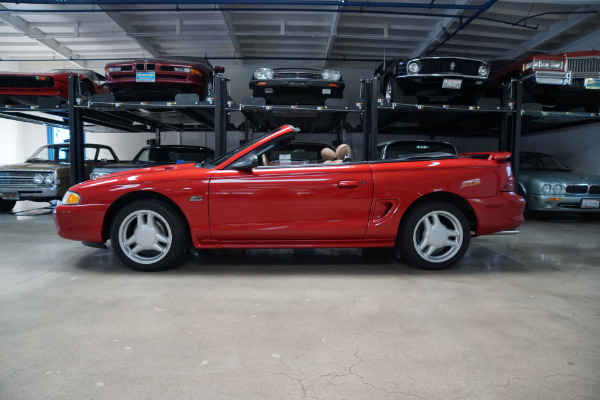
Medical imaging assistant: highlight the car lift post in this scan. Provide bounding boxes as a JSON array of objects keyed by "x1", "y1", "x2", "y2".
[
  {"x1": 68, "y1": 74, "x2": 85, "y2": 186},
  {"x1": 214, "y1": 74, "x2": 228, "y2": 157}
]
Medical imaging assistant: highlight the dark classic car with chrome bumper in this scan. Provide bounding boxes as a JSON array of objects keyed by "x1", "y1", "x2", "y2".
[
  {"x1": 249, "y1": 67, "x2": 345, "y2": 105},
  {"x1": 375, "y1": 57, "x2": 489, "y2": 104}
]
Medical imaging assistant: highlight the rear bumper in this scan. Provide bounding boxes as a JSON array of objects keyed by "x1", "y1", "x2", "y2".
[{"x1": 469, "y1": 191, "x2": 526, "y2": 236}]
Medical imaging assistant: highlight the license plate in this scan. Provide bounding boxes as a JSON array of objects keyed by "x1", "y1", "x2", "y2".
[
  {"x1": 1, "y1": 191, "x2": 19, "y2": 200},
  {"x1": 582, "y1": 199, "x2": 600, "y2": 208},
  {"x1": 584, "y1": 78, "x2": 600, "y2": 89},
  {"x1": 442, "y1": 79, "x2": 462, "y2": 89},
  {"x1": 136, "y1": 72, "x2": 155, "y2": 82}
]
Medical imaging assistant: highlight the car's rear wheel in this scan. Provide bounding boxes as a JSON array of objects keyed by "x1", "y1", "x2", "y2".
[
  {"x1": 398, "y1": 201, "x2": 470, "y2": 270},
  {"x1": 110, "y1": 199, "x2": 188, "y2": 272},
  {"x1": 0, "y1": 200, "x2": 16, "y2": 213}
]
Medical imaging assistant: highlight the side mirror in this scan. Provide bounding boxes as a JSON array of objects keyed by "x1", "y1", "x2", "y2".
[
  {"x1": 230, "y1": 153, "x2": 258, "y2": 171},
  {"x1": 214, "y1": 66, "x2": 225, "y2": 74}
]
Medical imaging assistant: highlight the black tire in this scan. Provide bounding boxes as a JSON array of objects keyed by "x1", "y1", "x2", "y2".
[
  {"x1": 398, "y1": 201, "x2": 470, "y2": 270},
  {"x1": 110, "y1": 199, "x2": 189, "y2": 272},
  {"x1": 0, "y1": 200, "x2": 16, "y2": 213},
  {"x1": 80, "y1": 82, "x2": 93, "y2": 100}
]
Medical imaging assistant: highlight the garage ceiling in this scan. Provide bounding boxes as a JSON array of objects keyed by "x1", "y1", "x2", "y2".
[{"x1": 0, "y1": 0, "x2": 599, "y2": 70}]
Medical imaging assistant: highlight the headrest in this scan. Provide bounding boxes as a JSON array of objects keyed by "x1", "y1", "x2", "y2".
[
  {"x1": 321, "y1": 147, "x2": 336, "y2": 161},
  {"x1": 336, "y1": 144, "x2": 351, "y2": 160}
]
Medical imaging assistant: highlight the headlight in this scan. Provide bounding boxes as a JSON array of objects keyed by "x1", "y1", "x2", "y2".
[
  {"x1": 542, "y1": 184, "x2": 551, "y2": 194},
  {"x1": 33, "y1": 173, "x2": 44, "y2": 184},
  {"x1": 107, "y1": 66, "x2": 122, "y2": 72},
  {"x1": 478, "y1": 65, "x2": 489, "y2": 77},
  {"x1": 532, "y1": 60, "x2": 564, "y2": 70},
  {"x1": 44, "y1": 174, "x2": 55, "y2": 184},
  {"x1": 552, "y1": 184, "x2": 564, "y2": 194},
  {"x1": 322, "y1": 69, "x2": 341, "y2": 81},
  {"x1": 407, "y1": 61, "x2": 421, "y2": 74},
  {"x1": 62, "y1": 190, "x2": 81, "y2": 205},
  {"x1": 254, "y1": 68, "x2": 274, "y2": 80},
  {"x1": 90, "y1": 171, "x2": 110, "y2": 180},
  {"x1": 173, "y1": 67, "x2": 191, "y2": 73}
]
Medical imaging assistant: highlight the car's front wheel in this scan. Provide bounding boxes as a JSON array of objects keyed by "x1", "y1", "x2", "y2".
[
  {"x1": 110, "y1": 199, "x2": 188, "y2": 272},
  {"x1": 398, "y1": 201, "x2": 470, "y2": 270}
]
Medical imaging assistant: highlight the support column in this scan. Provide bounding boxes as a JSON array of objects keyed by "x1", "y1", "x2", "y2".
[{"x1": 68, "y1": 74, "x2": 85, "y2": 186}]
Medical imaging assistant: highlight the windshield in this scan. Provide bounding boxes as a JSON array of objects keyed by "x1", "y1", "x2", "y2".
[
  {"x1": 27, "y1": 145, "x2": 70, "y2": 162},
  {"x1": 520, "y1": 153, "x2": 569, "y2": 171},
  {"x1": 134, "y1": 147, "x2": 213, "y2": 163},
  {"x1": 203, "y1": 131, "x2": 274, "y2": 167}
]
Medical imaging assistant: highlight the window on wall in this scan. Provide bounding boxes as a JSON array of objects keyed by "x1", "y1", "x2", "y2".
[{"x1": 47, "y1": 127, "x2": 72, "y2": 144}]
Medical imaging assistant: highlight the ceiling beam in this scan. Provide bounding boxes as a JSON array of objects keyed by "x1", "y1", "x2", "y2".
[
  {"x1": 218, "y1": 6, "x2": 245, "y2": 64},
  {"x1": 0, "y1": 4, "x2": 80, "y2": 65},
  {"x1": 323, "y1": 6, "x2": 341, "y2": 67},
  {"x1": 504, "y1": 5, "x2": 599, "y2": 59},
  {"x1": 99, "y1": 5, "x2": 160, "y2": 58}
]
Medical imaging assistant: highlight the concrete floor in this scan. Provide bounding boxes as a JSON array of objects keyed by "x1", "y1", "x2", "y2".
[{"x1": 1, "y1": 201, "x2": 599, "y2": 400}]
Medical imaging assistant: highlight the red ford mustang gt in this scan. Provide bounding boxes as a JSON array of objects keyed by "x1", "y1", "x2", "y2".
[{"x1": 53, "y1": 125, "x2": 525, "y2": 272}]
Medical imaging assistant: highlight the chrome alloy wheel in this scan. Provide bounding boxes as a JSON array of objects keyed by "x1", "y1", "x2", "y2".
[
  {"x1": 118, "y1": 209, "x2": 173, "y2": 265},
  {"x1": 412, "y1": 210, "x2": 464, "y2": 264}
]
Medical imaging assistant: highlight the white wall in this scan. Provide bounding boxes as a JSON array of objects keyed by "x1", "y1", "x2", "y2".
[{"x1": 0, "y1": 119, "x2": 46, "y2": 164}]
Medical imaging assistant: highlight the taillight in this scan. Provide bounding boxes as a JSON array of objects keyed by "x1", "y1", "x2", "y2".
[{"x1": 502, "y1": 164, "x2": 515, "y2": 192}]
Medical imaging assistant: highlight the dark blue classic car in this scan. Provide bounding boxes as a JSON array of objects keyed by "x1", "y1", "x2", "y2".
[{"x1": 375, "y1": 57, "x2": 490, "y2": 105}]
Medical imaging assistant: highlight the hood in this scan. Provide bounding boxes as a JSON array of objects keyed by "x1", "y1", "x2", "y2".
[
  {"x1": 78, "y1": 162, "x2": 201, "y2": 188},
  {"x1": 0, "y1": 162, "x2": 64, "y2": 171},
  {"x1": 520, "y1": 170, "x2": 600, "y2": 185}
]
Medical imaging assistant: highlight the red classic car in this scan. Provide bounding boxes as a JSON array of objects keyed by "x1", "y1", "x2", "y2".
[
  {"x1": 53, "y1": 125, "x2": 525, "y2": 272},
  {"x1": 490, "y1": 50, "x2": 600, "y2": 112},
  {"x1": 105, "y1": 57, "x2": 224, "y2": 101},
  {"x1": 0, "y1": 69, "x2": 109, "y2": 105}
]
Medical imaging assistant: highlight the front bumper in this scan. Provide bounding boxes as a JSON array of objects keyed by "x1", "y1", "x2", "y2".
[
  {"x1": 524, "y1": 194, "x2": 600, "y2": 212},
  {"x1": 0, "y1": 185, "x2": 61, "y2": 202},
  {"x1": 523, "y1": 71, "x2": 572, "y2": 86},
  {"x1": 53, "y1": 203, "x2": 110, "y2": 243}
]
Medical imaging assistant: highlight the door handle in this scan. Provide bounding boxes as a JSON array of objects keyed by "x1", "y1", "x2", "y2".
[{"x1": 338, "y1": 180, "x2": 359, "y2": 189}]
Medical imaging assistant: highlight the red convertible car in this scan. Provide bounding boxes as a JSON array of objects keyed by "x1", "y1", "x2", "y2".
[
  {"x1": 105, "y1": 57, "x2": 224, "y2": 101},
  {"x1": 0, "y1": 69, "x2": 109, "y2": 105},
  {"x1": 53, "y1": 125, "x2": 524, "y2": 272}
]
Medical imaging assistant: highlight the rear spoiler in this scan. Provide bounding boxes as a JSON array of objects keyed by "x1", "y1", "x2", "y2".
[{"x1": 460, "y1": 152, "x2": 512, "y2": 162}]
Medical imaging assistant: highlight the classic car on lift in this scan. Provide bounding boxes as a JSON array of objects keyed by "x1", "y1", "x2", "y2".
[
  {"x1": 249, "y1": 67, "x2": 345, "y2": 105},
  {"x1": 54, "y1": 125, "x2": 524, "y2": 272},
  {"x1": 375, "y1": 57, "x2": 490, "y2": 105},
  {"x1": 518, "y1": 152, "x2": 600, "y2": 219},
  {"x1": 0, "y1": 143, "x2": 119, "y2": 212},
  {"x1": 489, "y1": 50, "x2": 600, "y2": 112},
  {"x1": 0, "y1": 69, "x2": 109, "y2": 105},
  {"x1": 104, "y1": 57, "x2": 225, "y2": 101},
  {"x1": 90, "y1": 144, "x2": 215, "y2": 180}
]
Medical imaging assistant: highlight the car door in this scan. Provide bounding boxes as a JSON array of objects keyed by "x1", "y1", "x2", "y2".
[{"x1": 208, "y1": 163, "x2": 373, "y2": 241}]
